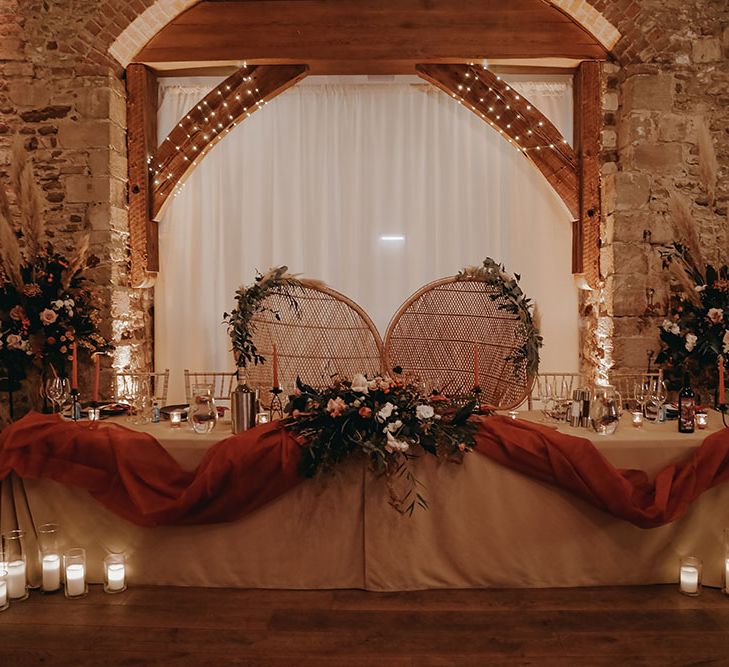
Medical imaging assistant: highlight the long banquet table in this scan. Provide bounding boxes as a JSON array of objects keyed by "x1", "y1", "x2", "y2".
[{"x1": 3, "y1": 412, "x2": 729, "y2": 590}]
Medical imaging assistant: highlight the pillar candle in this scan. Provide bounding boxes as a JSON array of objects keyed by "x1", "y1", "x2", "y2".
[
  {"x1": 473, "y1": 343, "x2": 480, "y2": 388},
  {"x1": 725, "y1": 558, "x2": 729, "y2": 594},
  {"x1": 679, "y1": 565, "x2": 699, "y2": 594},
  {"x1": 65, "y1": 563, "x2": 85, "y2": 597},
  {"x1": 6, "y1": 560, "x2": 26, "y2": 599},
  {"x1": 71, "y1": 343, "x2": 78, "y2": 391},
  {"x1": 0, "y1": 580, "x2": 6, "y2": 608},
  {"x1": 42, "y1": 554, "x2": 61, "y2": 592},
  {"x1": 272, "y1": 343, "x2": 279, "y2": 388},
  {"x1": 93, "y1": 353, "x2": 101, "y2": 404}
]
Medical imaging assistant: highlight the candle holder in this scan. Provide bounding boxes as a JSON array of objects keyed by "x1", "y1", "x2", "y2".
[
  {"x1": 37, "y1": 523, "x2": 61, "y2": 593},
  {"x1": 679, "y1": 556, "x2": 702, "y2": 596},
  {"x1": 0, "y1": 567, "x2": 8, "y2": 612},
  {"x1": 696, "y1": 411, "x2": 708, "y2": 430},
  {"x1": 256, "y1": 412, "x2": 270, "y2": 425},
  {"x1": 631, "y1": 411, "x2": 644, "y2": 428},
  {"x1": 103, "y1": 553, "x2": 127, "y2": 594},
  {"x1": 169, "y1": 409, "x2": 183, "y2": 428},
  {"x1": 63, "y1": 548, "x2": 87, "y2": 599},
  {"x1": 269, "y1": 386, "x2": 284, "y2": 421},
  {"x1": 2, "y1": 530, "x2": 28, "y2": 601},
  {"x1": 87, "y1": 407, "x2": 101, "y2": 421}
]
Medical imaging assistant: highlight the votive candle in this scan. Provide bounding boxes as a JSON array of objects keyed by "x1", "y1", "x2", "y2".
[
  {"x1": 170, "y1": 410, "x2": 183, "y2": 428},
  {"x1": 696, "y1": 412, "x2": 708, "y2": 429},
  {"x1": 0, "y1": 571, "x2": 7, "y2": 611},
  {"x1": 42, "y1": 553, "x2": 61, "y2": 592},
  {"x1": 6, "y1": 560, "x2": 26, "y2": 599},
  {"x1": 87, "y1": 407, "x2": 101, "y2": 421},
  {"x1": 104, "y1": 553, "x2": 127, "y2": 594},
  {"x1": 255, "y1": 412, "x2": 270, "y2": 425},
  {"x1": 631, "y1": 411, "x2": 643, "y2": 428}
]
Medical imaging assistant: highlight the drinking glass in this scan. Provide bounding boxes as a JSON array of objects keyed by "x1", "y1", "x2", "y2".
[
  {"x1": 189, "y1": 384, "x2": 217, "y2": 434},
  {"x1": 646, "y1": 379, "x2": 667, "y2": 422},
  {"x1": 590, "y1": 385, "x2": 622, "y2": 435},
  {"x1": 46, "y1": 377, "x2": 70, "y2": 414},
  {"x1": 63, "y1": 548, "x2": 87, "y2": 599},
  {"x1": 634, "y1": 379, "x2": 649, "y2": 416},
  {"x1": 536, "y1": 376, "x2": 553, "y2": 422},
  {"x1": 2, "y1": 529, "x2": 28, "y2": 600},
  {"x1": 132, "y1": 377, "x2": 152, "y2": 425},
  {"x1": 37, "y1": 523, "x2": 61, "y2": 593}
]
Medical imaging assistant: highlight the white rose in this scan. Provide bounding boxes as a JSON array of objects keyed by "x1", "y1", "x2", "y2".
[
  {"x1": 351, "y1": 373, "x2": 369, "y2": 394},
  {"x1": 685, "y1": 333, "x2": 697, "y2": 352},
  {"x1": 387, "y1": 419, "x2": 403, "y2": 433},
  {"x1": 670, "y1": 323, "x2": 680, "y2": 335},
  {"x1": 416, "y1": 404, "x2": 435, "y2": 420},
  {"x1": 377, "y1": 402, "x2": 395, "y2": 422},
  {"x1": 662, "y1": 319, "x2": 675, "y2": 332},
  {"x1": 385, "y1": 431, "x2": 409, "y2": 454},
  {"x1": 52, "y1": 300, "x2": 64, "y2": 309}
]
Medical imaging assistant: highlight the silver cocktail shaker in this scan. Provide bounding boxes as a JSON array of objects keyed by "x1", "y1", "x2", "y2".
[{"x1": 231, "y1": 371, "x2": 259, "y2": 433}]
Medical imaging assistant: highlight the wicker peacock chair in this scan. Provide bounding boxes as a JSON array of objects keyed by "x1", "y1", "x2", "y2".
[
  {"x1": 384, "y1": 277, "x2": 534, "y2": 410},
  {"x1": 245, "y1": 279, "x2": 385, "y2": 401}
]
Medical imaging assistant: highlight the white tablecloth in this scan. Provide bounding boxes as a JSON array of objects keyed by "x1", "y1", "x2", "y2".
[{"x1": 3, "y1": 413, "x2": 728, "y2": 590}]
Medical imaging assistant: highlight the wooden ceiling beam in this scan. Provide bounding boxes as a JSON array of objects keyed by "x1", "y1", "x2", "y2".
[
  {"x1": 134, "y1": 0, "x2": 608, "y2": 65},
  {"x1": 150, "y1": 64, "x2": 309, "y2": 220},
  {"x1": 416, "y1": 64, "x2": 579, "y2": 219}
]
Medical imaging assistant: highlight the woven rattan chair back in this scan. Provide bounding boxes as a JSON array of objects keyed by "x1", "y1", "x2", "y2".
[
  {"x1": 115, "y1": 369, "x2": 170, "y2": 404},
  {"x1": 244, "y1": 280, "x2": 385, "y2": 400},
  {"x1": 184, "y1": 370, "x2": 237, "y2": 404},
  {"x1": 384, "y1": 277, "x2": 533, "y2": 410}
]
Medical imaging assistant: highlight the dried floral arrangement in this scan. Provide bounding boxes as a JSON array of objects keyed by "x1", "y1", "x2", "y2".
[{"x1": 0, "y1": 143, "x2": 110, "y2": 387}]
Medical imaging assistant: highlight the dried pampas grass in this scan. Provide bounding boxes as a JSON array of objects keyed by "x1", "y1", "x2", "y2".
[
  {"x1": 62, "y1": 232, "x2": 89, "y2": 289},
  {"x1": 669, "y1": 192, "x2": 705, "y2": 274},
  {"x1": 0, "y1": 212, "x2": 22, "y2": 289},
  {"x1": 697, "y1": 118, "x2": 718, "y2": 206}
]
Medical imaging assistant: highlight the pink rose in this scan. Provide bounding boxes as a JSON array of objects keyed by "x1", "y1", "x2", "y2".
[
  {"x1": 326, "y1": 397, "x2": 347, "y2": 417},
  {"x1": 40, "y1": 308, "x2": 57, "y2": 325},
  {"x1": 708, "y1": 308, "x2": 724, "y2": 324},
  {"x1": 6, "y1": 334, "x2": 23, "y2": 350}
]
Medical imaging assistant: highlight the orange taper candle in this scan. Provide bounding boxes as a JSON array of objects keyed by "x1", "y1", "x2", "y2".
[
  {"x1": 720, "y1": 356, "x2": 725, "y2": 405},
  {"x1": 272, "y1": 343, "x2": 279, "y2": 388},
  {"x1": 473, "y1": 343, "x2": 480, "y2": 388},
  {"x1": 92, "y1": 353, "x2": 101, "y2": 403},
  {"x1": 71, "y1": 343, "x2": 78, "y2": 391}
]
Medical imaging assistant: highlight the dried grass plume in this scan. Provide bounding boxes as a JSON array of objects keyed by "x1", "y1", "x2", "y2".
[{"x1": 697, "y1": 118, "x2": 718, "y2": 206}]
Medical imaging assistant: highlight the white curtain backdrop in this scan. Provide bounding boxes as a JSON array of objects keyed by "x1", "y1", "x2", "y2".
[{"x1": 155, "y1": 75, "x2": 579, "y2": 403}]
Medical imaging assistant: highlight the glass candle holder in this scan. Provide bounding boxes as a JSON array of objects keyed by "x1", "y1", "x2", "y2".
[
  {"x1": 87, "y1": 407, "x2": 101, "y2": 421},
  {"x1": 37, "y1": 523, "x2": 61, "y2": 593},
  {"x1": 63, "y1": 548, "x2": 87, "y2": 599},
  {"x1": 631, "y1": 411, "x2": 643, "y2": 428},
  {"x1": 696, "y1": 411, "x2": 708, "y2": 429},
  {"x1": 2, "y1": 530, "x2": 28, "y2": 601},
  {"x1": 103, "y1": 553, "x2": 127, "y2": 594},
  {"x1": 170, "y1": 410, "x2": 183, "y2": 428},
  {"x1": 724, "y1": 529, "x2": 729, "y2": 596},
  {"x1": 0, "y1": 568, "x2": 8, "y2": 612},
  {"x1": 679, "y1": 556, "x2": 702, "y2": 596},
  {"x1": 255, "y1": 412, "x2": 270, "y2": 425},
  {"x1": 507, "y1": 410, "x2": 519, "y2": 420}
]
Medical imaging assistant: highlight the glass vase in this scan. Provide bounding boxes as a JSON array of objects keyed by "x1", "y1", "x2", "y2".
[{"x1": 2, "y1": 529, "x2": 28, "y2": 601}]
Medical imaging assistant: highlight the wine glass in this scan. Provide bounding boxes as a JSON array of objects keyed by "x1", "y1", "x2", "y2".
[
  {"x1": 46, "y1": 377, "x2": 70, "y2": 414},
  {"x1": 536, "y1": 376, "x2": 554, "y2": 421},
  {"x1": 634, "y1": 379, "x2": 649, "y2": 416},
  {"x1": 189, "y1": 384, "x2": 217, "y2": 434},
  {"x1": 647, "y1": 378, "x2": 667, "y2": 423}
]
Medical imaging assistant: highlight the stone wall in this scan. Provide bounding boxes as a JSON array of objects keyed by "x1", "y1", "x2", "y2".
[
  {"x1": 0, "y1": 0, "x2": 727, "y2": 422},
  {"x1": 0, "y1": 0, "x2": 150, "y2": 422},
  {"x1": 600, "y1": 0, "x2": 729, "y2": 382}
]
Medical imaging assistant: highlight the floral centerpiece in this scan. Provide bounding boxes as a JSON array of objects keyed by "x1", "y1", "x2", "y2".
[
  {"x1": 0, "y1": 143, "x2": 110, "y2": 392},
  {"x1": 656, "y1": 241, "x2": 728, "y2": 392},
  {"x1": 285, "y1": 374, "x2": 479, "y2": 514}
]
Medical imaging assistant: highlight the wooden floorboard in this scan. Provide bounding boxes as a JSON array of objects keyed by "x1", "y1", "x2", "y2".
[{"x1": 0, "y1": 585, "x2": 728, "y2": 666}]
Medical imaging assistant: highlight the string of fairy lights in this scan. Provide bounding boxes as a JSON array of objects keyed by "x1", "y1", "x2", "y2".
[
  {"x1": 148, "y1": 63, "x2": 271, "y2": 201},
  {"x1": 448, "y1": 63, "x2": 572, "y2": 158}
]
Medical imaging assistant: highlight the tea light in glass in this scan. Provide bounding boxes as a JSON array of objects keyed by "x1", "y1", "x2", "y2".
[
  {"x1": 38, "y1": 522, "x2": 61, "y2": 593},
  {"x1": 508, "y1": 410, "x2": 519, "y2": 420},
  {"x1": 696, "y1": 411, "x2": 708, "y2": 429},
  {"x1": 631, "y1": 411, "x2": 643, "y2": 428},
  {"x1": 170, "y1": 410, "x2": 183, "y2": 428},
  {"x1": 2, "y1": 530, "x2": 28, "y2": 600},
  {"x1": 724, "y1": 529, "x2": 729, "y2": 596},
  {"x1": 104, "y1": 553, "x2": 127, "y2": 594},
  {"x1": 0, "y1": 568, "x2": 8, "y2": 612},
  {"x1": 87, "y1": 407, "x2": 101, "y2": 421},
  {"x1": 63, "y1": 548, "x2": 87, "y2": 599},
  {"x1": 679, "y1": 556, "x2": 702, "y2": 596},
  {"x1": 255, "y1": 412, "x2": 270, "y2": 425}
]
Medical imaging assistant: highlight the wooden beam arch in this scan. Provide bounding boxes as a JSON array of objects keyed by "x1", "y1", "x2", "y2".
[
  {"x1": 127, "y1": 64, "x2": 308, "y2": 286},
  {"x1": 417, "y1": 63, "x2": 599, "y2": 284}
]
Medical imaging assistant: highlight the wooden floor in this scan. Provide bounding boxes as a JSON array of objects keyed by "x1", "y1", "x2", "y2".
[{"x1": 0, "y1": 585, "x2": 728, "y2": 665}]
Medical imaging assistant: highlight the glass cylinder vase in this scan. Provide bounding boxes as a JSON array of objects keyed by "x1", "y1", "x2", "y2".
[
  {"x1": 679, "y1": 556, "x2": 702, "y2": 596},
  {"x1": 63, "y1": 548, "x2": 87, "y2": 599},
  {"x1": 38, "y1": 523, "x2": 61, "y2": 593},
  {"x1": 0, "y1": 567, "x2": 8, "y2": 612},
  {"x1": 2, "y1": 529, "x2": 28, "y2": 600}
]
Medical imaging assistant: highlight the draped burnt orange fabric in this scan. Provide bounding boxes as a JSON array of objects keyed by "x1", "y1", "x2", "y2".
[{"x1": 2, "y1": 412, "x2": 729, "y2": 528}]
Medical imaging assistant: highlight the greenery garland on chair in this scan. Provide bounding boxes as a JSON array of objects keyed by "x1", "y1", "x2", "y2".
[{"x1": 457, "y1": 258, "x2": 543, "y2": 378}]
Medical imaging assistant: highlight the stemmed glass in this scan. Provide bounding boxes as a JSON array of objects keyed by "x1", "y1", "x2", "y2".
[
  {"x1": 536, "y1": 376, "x2": 553, "y2": 421},
  {"x1": 45, "y1": 377, "x2": 70, "y2": 414},
  {"x1": 634, "y1": 379, "x2": 649, "y2": 416},
  {"x1": 647, "y1": 378, "x2": 667, "y2": 423}
]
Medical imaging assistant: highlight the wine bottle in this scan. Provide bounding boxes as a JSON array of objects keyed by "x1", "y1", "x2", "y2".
[{"x1": 678, "y1": 372, "x2": 695, "y2": 434}]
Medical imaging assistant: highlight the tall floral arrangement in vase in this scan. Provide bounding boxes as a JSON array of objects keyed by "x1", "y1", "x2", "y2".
[{"x1": 0, "y1": 142, "x2": 111, "y2": 398}]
